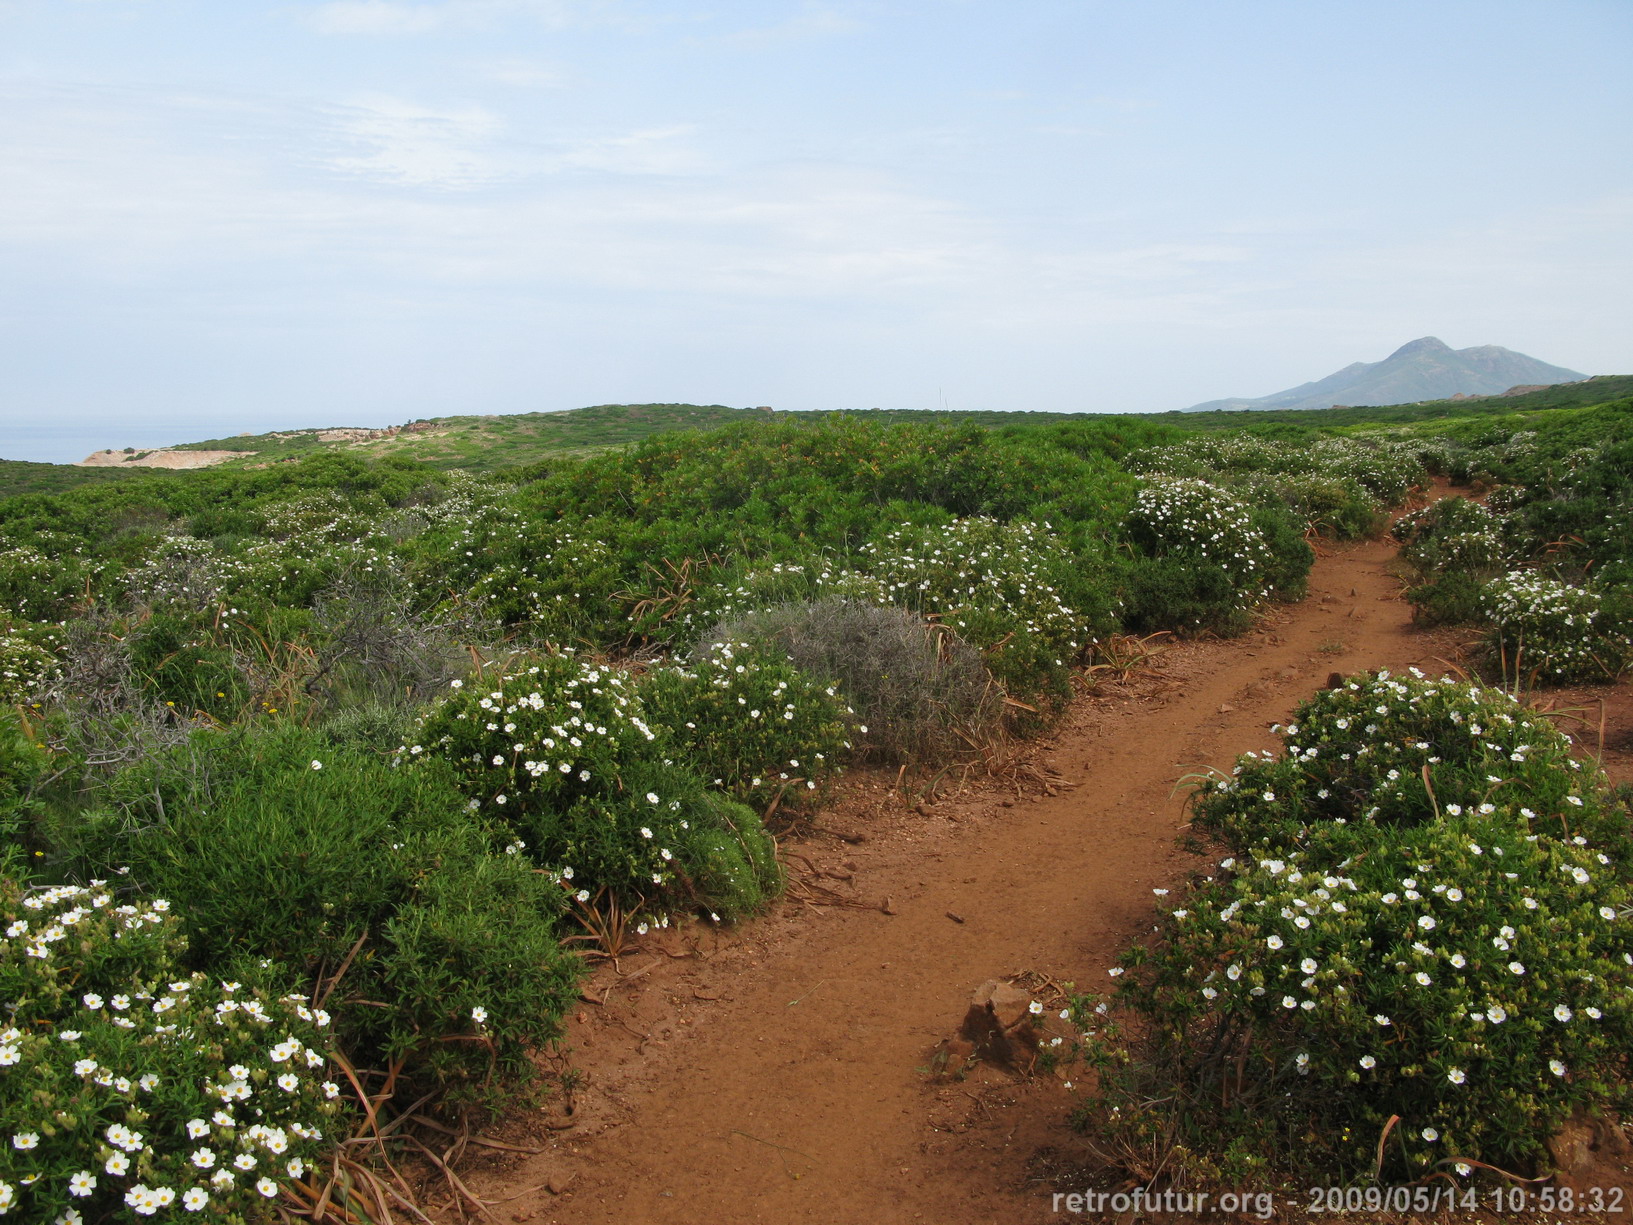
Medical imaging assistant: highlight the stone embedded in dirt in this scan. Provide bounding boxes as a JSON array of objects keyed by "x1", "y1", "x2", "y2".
[
  {"x1": 542, "y1": 1167, "x2": 577, "y2": 1195},
  {"x1": 1218, "y1": 703, "x2": 1235, "y2": 713},
  {"x1": 954, "y1": 980, "x2": 1041, "y2": 1072},
  {"x1": 1546, "y1": 1115, "x2": 1632, "y2": 1190}
]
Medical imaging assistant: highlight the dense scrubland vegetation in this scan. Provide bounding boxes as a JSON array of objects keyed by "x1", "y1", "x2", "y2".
[{"x1": 3, "y1": 381, "x2": 1631, "y2": 1216}]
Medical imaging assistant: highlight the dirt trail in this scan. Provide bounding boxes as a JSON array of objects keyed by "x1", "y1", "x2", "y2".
[{"x1": 466, "y1": 535, "x2": 1472, "y2": 1224}]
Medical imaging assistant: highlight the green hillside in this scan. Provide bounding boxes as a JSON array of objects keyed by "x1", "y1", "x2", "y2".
[
  {"x1": 167, "y1": 403, "x2": 765, "y2": 470},
  {"x1": 7, "y1": 378, "x2": 1631, "y2": 501}
]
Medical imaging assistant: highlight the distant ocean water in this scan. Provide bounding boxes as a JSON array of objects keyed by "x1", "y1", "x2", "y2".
[{"x1": 0, "y1": 422, "x2": 250, "y2": 466}]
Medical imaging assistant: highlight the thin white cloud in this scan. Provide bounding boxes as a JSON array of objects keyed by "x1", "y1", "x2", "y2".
[
  {"x1": 557, "y1": 125, "x2": 705, "y2": 175},
  {"x1": 719, "y1": 4, "x2": 863, "y2": 48},
  {"x1": 301, "y1": 0, "x2": 583, "y2": 35},
  {"x1": 305, "y1": 2, "x2": 449, "y2": 35},
  {"x1": 478, "y1": 57, "x2": 569, "y2": 88},
  {"x1": 324, "y1": 95, "x2": 508, "y2": 188}
]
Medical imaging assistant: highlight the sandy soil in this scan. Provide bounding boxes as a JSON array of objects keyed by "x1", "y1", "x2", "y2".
[
  {"x1": 78, "y1": 448, "x2": 254, "y2": 468},
  {"x1": 453, "y1": 532, "x2": 1633, "y2": 1225}
]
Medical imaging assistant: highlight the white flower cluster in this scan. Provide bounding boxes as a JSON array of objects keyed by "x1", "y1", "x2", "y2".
[
  {"x1": 1482, "y1": 571, "x2": 1631, "y2": 683},
  {"x1": 2, "y1": 882, "x2": 338, "y2": 1222},
  {"x1": 1128, "y1": 478, "x2": 1273, "y2": 609}
]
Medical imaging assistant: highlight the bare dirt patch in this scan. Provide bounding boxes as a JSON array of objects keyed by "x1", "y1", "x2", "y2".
[
  {"x1": 78, "y1": 448, "x2": 255, "y2": 469},
  {"x1": 455, "y1": 535, "x2": 1630, "y2": 1224}
]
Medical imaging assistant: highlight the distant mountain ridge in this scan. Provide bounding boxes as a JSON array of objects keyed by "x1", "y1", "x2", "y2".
[{"x1": 1187, "y1": 337, "x2": 1586, "y2": 413}]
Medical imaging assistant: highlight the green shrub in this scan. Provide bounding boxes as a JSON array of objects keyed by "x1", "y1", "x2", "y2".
[
  {"x1": 681, "y1": 558, "x2": 890, "y2": 639},
  {"x1": 704, "y1": 599, "x2": 1002, "y2": 763},
  {"x1": 1075, "y1": 674, "x2": 1633, "y2": 1184},
  {"x1": 639, "y1": 639, "x2": 855, "y2": 807},
  {"x1": 0, "y1": 629, "x2": 55, "y2": 704},
  {"x1": 1121, "y1": 555, "x2": 1255, "y2": 638},
  {"x1": 1395, "y1": 498, "x2": 1503, "y2": 567},
  {"x1": 0, "y1": 546, "x2": 88, "y2": 623},
  {"x1": 1481, "y1": 573, "x2": 1632, "y2": 685},
  {"x1": 1125, "y1": 478, "x2": 1275, "y2": 633},
  {"x1": 410, "y1": 658, "x2": 781, "y2": 918},
  {"x1": 856, "y1": 517, "x2": 1108, "y2": 701},
  {"x1": 0, "y1": 879, "x2": 343, "y2": 1222},
  {"x1": 1127, "y1": 434, "x2": 1422, "y2": 540},
  {"x1": 1247, "y1": 500, "x2": 1315, "y2": 602},
  {"x1": 67, "y1": 726, "x2": 582, "y2": 1108}
]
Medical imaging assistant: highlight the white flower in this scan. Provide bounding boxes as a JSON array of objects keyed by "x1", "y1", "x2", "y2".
[
  {"x1": 1550, "y1": 1059, "x2": 1567, "y2": 1076},
  {"x1": 1359, "y1": 1055, "x2": 1376, "y2": 1069},
  {"x1": 472, "y1": 1006, "x2": 488, "y2": 1024},
  {"x1": 1028, "y1": 1001, "x2": 1043, "y2": 1015},
  {"x1": 1554, "y1": 1005, "x2": 1572, "y2": 1022},
  {"x1": 1374, "y1": 1015, "x2": 1392, "y2": 1026},
  {"x1": 68, "y1": 1171, "x2": 97, "y2": 1196},
  {"x1": 105, "y1": 1153, "x2": 130, "y2": 1176},
  {"x1": 1414, "y1": 972, "x2": 1432, "y2": 986},
  {"x1": 1447, "y1": 1068, "x2": 1466, "y2": 1085},
  {"x1": 182, "y1": 1187, "x2": 209, "y2": 1211},
  {"x1": 310, "y1": 760, "x2": 322, "y2": 771},
  {"x1": 257, "y1": 1177, "x2": 279, "y2": 1198},
  {"x1": 1417, "y1": 915, "x2": 1436, "y2": 931},
  {"x1": 1422, "y1": 1127, "x2": 1439, "y2": 1142},
  {"x1": 1486, "y1": 1005, "x2": 1507, "y2": 1024},
  {"x1": 190, "y1": 1148, "x2": 216, "y2": 1169},
  {"x1": 1508, "y1": 961, "x2": 1526, "y2": 975},
  {"x1": 11, "y1": 1132, "x2": 38, "y2": 1150},
  {"x1": 1265, "y1": 934, "x2": 1283, "y2": 950}
]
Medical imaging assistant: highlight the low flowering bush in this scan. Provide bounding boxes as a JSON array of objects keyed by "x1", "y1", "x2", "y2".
[
  {"x1": 1128, "y1": 434, "x2": 1422, "y2": 539},
  {"x1": 1195, "y1": 670, "x2": 1625, "y2": 846},
  {"x1": 0, "y1": 546, "x2": 88, "y2": 623},
  {"x1": 1126, "y1": 478, "x2": 1272, "y2": 599},
  {"x1": 0, "y1": 629, "x2": 55, "y2": 704},
  {"x1": 680, "y1": 559, "x2": 891, "y2": 640},
  {"x1": 639, "y1": 640, "x2": 856, "y2": 808},
  {"x1": 1481, "y1": 572, "x2": 1631, "y2": 684},
  {"x1": 1072, "y1": 673, "x2": 1633, "y2": 1184},
  {"x1": 856, "y1": 517, "x2": 1106, "y2": 701},
  {"x1": 1396, "y1": 498, "x2": 1507, "y2": 574},
  {"x1": 69, "y1": 727, "x2": 583, "y2": 1113},
  {"x1": 415, "y1": 506, "x2": 625, "y2": 646},
  {"x1": 411, "y1": 657, "x2": 781, "y2": 917},
  {"x1": 705, "y1": 599, "x2": 1003, "y2": 764},
  {"x1": 1123, "y1": 479, "x2": 1309, "y2": 636},
  {"x1": 0, "y1": 879, "x2": 343, "y2": 1223}
]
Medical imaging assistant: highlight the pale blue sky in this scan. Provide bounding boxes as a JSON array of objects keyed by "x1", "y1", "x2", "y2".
[{"x1": 2, "y1": 0, "x2": 1629, "y2": 462}]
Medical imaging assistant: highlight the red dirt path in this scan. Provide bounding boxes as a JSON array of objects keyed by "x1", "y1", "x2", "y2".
[{"x1": 461, "y1": 532, "x2": 1633, "y2": 1225}]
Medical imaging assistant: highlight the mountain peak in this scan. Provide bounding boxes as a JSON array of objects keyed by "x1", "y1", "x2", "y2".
[
  {"x1": 1387, "y1": 336, "x2": 1451, "y2": 360},
  {"x1": 1185, "y1": 338, "x2": 1585, "y2": 414}
]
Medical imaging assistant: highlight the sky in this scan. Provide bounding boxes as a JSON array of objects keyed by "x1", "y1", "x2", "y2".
[{"x1": 1, "y1": 0, "x2": 1630, "y2": 463}]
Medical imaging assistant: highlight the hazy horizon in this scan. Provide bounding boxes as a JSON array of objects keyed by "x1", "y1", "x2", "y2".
[{"x1": 3, "y1": 1, "x2": 1630, "y2": 464}]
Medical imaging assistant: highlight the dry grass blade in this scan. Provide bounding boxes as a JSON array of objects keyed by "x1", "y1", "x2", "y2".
[
  {"x1": 1372, "y1": 1113, "x2": 1401, "y2": 1183},
  {"x1": 1085, "y1": 632, "x2": 1172, "y2": 680},
  {"x1": 560, "y1": 886, "x2": 644, "y2": 963}
]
